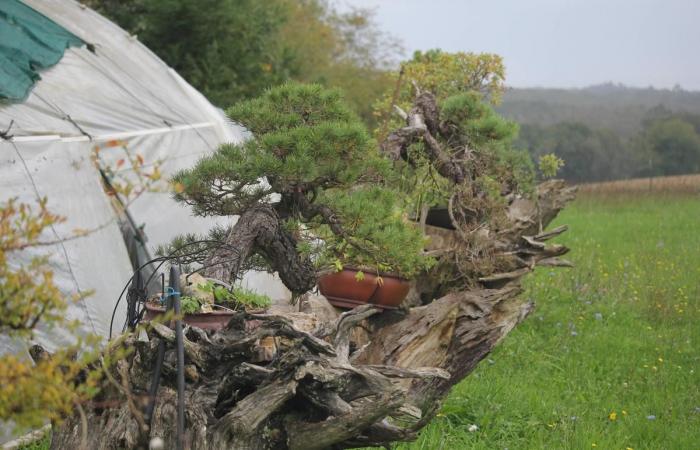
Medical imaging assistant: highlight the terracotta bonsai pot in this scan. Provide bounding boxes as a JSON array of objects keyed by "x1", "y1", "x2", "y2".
[
  {"x1": 318, "y1": 267, "x2": 410, "y2": 310},
  {"x1": 144, "y1": 303, "x2": 235, "y2": 331}
]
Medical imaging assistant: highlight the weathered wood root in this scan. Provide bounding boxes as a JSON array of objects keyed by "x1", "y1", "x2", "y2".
[
  {"x1": 51, "y1": 307, "x2": 448, "y2": 450},
  {"x1": 47, "y1": 69, "x2": 578, "y2": 449},
  {"x1": 53, "y1": 177, "x2": 575, "y2": 449}
]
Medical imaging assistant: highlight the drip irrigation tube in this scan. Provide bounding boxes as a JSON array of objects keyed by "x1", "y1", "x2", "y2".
[{"x1": 171, "y1": 266, "x2": 186, "y2": 450}]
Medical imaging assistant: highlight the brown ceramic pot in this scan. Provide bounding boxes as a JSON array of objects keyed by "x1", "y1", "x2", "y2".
[
  {"x1": 318, "y1": 267, "x2": 410, "y2": 310},
  {"x1": 144, "y1": 303, "x2": 235, "y2": 331}
]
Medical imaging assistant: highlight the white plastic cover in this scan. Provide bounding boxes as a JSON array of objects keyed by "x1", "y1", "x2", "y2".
[
  {"x1": 0, "y1": 0, "x2": 289, "y2": 356},
  {"x1": 0, "y1": 137, "x2": 133, "y2": 350}
]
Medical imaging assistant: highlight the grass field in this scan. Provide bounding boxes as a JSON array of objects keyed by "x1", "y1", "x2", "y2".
[{"x1": 393, "y1": 192, "x2": 700, "y2": 450}]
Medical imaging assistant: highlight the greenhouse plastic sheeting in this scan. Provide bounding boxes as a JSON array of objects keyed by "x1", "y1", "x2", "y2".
[
  {"x1": 0, "y1": 0, "x2": 289, "y2": 358},
  {"x1": 0, "y1": 1, "x2": 294, "y2": 443},
  {"x1": 0, "y1": 137, "x2": 133, "y2": 348}
]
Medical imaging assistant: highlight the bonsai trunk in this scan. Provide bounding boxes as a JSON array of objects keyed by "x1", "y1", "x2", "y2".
[
  {"x1": 202, "y1": 203, "x2": 316, "y2": 295},
  {"x1": 50, "y1": 180, "x2": 575, "y2": 450}
]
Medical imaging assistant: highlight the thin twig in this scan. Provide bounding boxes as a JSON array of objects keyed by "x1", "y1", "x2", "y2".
[
  {"x1": 100, "y1": 357, "x2": 148, "y2": 433},
  {"x1": 379, "y1": 65, "x2": 405, "y2": 142},
  {"x1": 74, "y1": 400, "x2": 88, "y2": 450}
]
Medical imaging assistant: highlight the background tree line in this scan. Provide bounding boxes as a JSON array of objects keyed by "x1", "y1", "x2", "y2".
[
  {"x1": 86, "y1": 0, "x2": 700, "y2": 183},
  {"x1": 84, "y1": 0, "x2": 399, "y2": 126},
  {"x1": 504, "y1": 85, "x2": 700, "y2": 182}
]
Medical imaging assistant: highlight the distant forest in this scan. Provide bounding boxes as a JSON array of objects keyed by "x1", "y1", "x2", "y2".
[
  {"x1": 87, "y1": 1, "x2": 700, "y2": 184},
  {"x1": 500, "y1": 84, "x2": 700, "y2": 182}
]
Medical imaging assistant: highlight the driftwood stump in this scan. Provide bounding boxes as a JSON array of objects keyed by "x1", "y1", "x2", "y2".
[{"x1": 51, "y1": 180, "x2": 575, "y2": 450}]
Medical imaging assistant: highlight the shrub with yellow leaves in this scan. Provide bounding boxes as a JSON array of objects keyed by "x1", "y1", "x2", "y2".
[{"x1": 0, "y1": 198, "x2": 102, "y2": 430}]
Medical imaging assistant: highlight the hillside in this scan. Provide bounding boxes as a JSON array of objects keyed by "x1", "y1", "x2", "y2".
[
  {"x1": 498, "y1": 83, "x2": 700, "y2": 137},
  {"x1": 494, "y1": 83, "x2": 700, "y2": 182}
]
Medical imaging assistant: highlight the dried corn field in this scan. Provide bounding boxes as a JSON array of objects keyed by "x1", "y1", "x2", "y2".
[{"x1": 578, "y1": 174, "x2": 700, "y2": 196}]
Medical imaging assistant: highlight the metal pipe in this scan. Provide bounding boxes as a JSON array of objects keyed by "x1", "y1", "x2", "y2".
[{"x1": 171, "y1": 266, "x2": 186, "y2": 450}]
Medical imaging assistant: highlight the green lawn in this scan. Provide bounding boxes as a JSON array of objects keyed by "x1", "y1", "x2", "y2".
[{"x1": 395, "y1": 194, "x2": 700, "y2": 450}]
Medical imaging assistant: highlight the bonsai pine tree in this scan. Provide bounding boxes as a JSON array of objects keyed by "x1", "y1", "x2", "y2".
[
  {"x1": 377, "y1": 51, "x2": 540, "y2": 297},
  {"x1": 379, "y1": 50, "x2": 534, "y2": 228},
  {"x1": 171, "y1": 83, "x2": 430, "y2": 294}
]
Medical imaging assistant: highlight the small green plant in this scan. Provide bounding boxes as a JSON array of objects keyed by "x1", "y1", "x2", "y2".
[
  {"x1": 178, "y1": 281, "x2": 272, "y2": 313},
  {"x1": 180, "y1": 296, "x2": 201, "y2": 314},
  {"x1": 211, "y1": 285, "x2": 233, "y2": 303},
  {"x1": 228, "y1": 286, "x2": 272, "y2": 309},
  {"x1": 211, "y1": 283, "x2": 272, "y2": 310},
  {"x1": 538, "y1": 153, "x2": 565, "y2": 178}
]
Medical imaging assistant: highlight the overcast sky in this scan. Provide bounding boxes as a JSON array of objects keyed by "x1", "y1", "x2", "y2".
[{"x1": 342, "y1": 0, "x2": 700, "y2": 90}]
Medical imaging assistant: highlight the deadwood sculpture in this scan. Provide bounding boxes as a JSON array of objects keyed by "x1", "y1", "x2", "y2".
[{"x1": 51, "y1": 84, "x2": 575, "y2": 449}]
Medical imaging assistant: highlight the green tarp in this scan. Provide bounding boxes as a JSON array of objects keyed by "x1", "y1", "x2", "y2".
[{"x1": 0, "y1": 0, "x2": 83, "y2": 101}]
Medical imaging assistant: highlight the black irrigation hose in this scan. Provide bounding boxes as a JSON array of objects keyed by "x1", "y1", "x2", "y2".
[
  {"x1": 113, "y1": 243, "x2": 247, "y2": 445},
  {"x1": 125, "y1": 269, "x2": 146, "y2": 332},
  {"x1": 117, "y1": 251, "x2": 232, "y2": 334},
  {"x1": 143, "y1": 268, "x2": 186, "y2": 448},
  {"x1": 171, "y1": 266, "x2": 186, "y2": 450},
  {"x1": 111, "y1": 240, "x2": 246, "y2": 337},
  {"x1": 109, "y1": 256, "x2": 167, "y2": 339},
  {"x1": 144, "y1": 279, "x2": 173, "y2": 427}
]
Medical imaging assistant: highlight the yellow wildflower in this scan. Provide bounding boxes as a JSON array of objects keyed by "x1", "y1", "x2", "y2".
[{"x1": 609, "y1": 411, "x2": 617, "y2": 421}]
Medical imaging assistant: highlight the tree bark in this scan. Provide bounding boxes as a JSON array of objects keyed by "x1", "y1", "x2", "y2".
[
  {"x1": 202, "y1": 204, "x2": 316, "y2": 295},
  {"x1": 381, "y1": 95, "x2": 467, "y2": 184}
]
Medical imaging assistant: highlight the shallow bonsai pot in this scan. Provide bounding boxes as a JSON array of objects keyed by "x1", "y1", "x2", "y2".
[
  {"x1": 144, "y1": 303, "x2": 235, "y2": 331},
  {"x1": 425, "y1": 207, "x2": 456, "y2": 230},
  {"x1": 318, "y1": 267, "x2": 410, "y2": 310}
]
